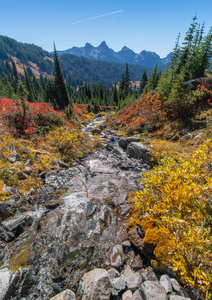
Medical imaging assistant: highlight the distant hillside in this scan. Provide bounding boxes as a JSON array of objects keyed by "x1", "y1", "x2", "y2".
[
  {"x1": 57, "y1": 41, "x2": 172, "y2": 68},
  {"x1": 0, "y1": 35, "x2": 153, "y2": 87}
]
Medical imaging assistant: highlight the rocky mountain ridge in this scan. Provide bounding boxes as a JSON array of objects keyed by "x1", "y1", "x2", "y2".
[{"x1": 57, "y1": 41, "x2": 172, "y2": 68}]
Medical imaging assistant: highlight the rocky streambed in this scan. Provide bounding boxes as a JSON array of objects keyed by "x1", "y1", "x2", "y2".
[{"x1": 0, "y1": 116, "x2": 200, "y2": 300}]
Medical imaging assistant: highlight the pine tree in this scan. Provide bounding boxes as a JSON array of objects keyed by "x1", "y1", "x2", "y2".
[
  {"x1": 113, "y1": 82, "x2": 119, "y2": 105},
  {"x1": 11, "y1": 58, "x2": 18, "y2": 93},
  {"x1": 53, "y1": 44, "x2": 71, "y2": 110},
  {"x1": 146, "y1": 63, "x2": 160, "y2": 92},
  {"x1": 24, "y1": 67, "x2": 35, "y2": 102},
  {"x1": 119, "y1": 63, "x2": 132, "y2": 98},
  {"x1": 139, "y1": 71, "x2": 148, "y2": 94},
  {"x1": 124, "y1": 63, "x2": 131, "y2": 96}
]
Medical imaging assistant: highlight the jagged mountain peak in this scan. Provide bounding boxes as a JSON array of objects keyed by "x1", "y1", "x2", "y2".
[{"x1": 57, "y1": 42, "x2": 171, "y2": 68}]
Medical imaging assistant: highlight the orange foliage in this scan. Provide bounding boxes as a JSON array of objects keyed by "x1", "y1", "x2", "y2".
[{"x1": 113, "y1": 91, "x2": 166, "y2": 133}]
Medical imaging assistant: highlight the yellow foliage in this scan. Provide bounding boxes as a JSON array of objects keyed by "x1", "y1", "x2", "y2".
[{"x1": 130, "y1": 139, "x2": 212, "y2": 297}]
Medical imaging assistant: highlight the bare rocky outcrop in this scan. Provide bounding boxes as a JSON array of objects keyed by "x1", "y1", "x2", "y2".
[
  {"x1": 50, "y1": 289, "x2": 76, "y2": 300},
  {"x1": 118, "y1": 137, "x2": 140, "y2": 149},
  {"x1": 0, "y1": 268, "x2": 18, "y2": 300},
  {"x1": 77, "y1": 268, "x2": 112, "y2": 300}
]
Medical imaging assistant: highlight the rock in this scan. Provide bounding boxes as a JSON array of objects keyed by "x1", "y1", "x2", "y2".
[
  {"x1": 77, "y1": 268, "x2": 112, "y2": 300},
  {"x1": 184, "y1": 285, "x2": 199, "y2": 299},
  {"x1": 122, "y1": 290, "x2": 133, "y2": 300},
  {"x1": 0, "y1": 203, "x2": 10, "y2": 221},
  {"x1": 127, "y1": 142, "x2": 150, "y2": 162},
  {"x1": 159, "y1": 274, "x2": 173, "y2": 294},
  {"x1": 170, "y1": 279, "x2": 187, "y2": 297},
  {"x1": 0, "y1": 221, "x2": 15, "y2": 242},
  {"x1": 107, "y1": 268, "x2": 120, "y2": 279},
  {"x1": 17, "y1": 171, "x2": 27, "y2": 180},
  {"x1": 128, "y1": 227, "x2": 154, "y2": 262},
  {"x1": 99, "y1": 205, "x2": 109, "y2": 222},
  {"x1": 129, "y1": 254, "x2": 143, "y2": 271},
  {"x1": 86, "y1": 203, "x2": 98, "y2": 217},
  {"x1": 121, "y1": 265, "x2": 141, "y2": 292},
  {"x1": 3, "y1": 214, "x2": 33, "y2": 237},
  {"x1": 194, "y1": 132, "x2": 203, "y2": 139},
  {"x1": 99, "y1": 124, "x2": 106, "y2": 131},
  {"x1": 140, "y1": 269, "x2": 158, "y2": 282},
  {"x1": 0, "y1": 241, "x2": 5, "y2": 248},
  {"x1": 118, "y1": 137, "x2": 140, "y2": 149},
  {"x1": 39, "y1": 172, "x2": 47, "y2": 179},
  {"x1": 0, "y1": 268, "x2": 18, "y2": 300},
  {"x1": 111, "y1": 189, "x2": 127, "y2": 206},
  {"x1": 169, "y1": 296, "x2": 191, "y2": 300},
  {"x1": 110, "y1": 245, "x2": 126, "y2": 268},
  {"x1": 119, "y1": 204, "x2": 131, "y2": 216},
  {"x1": 8, "y1": 153, "x2": 21, "y2": 163},
  {"x1": 122, "y1": 240, "x2": 131, "y2": 248},
  {"x1": 132, "y1": 290, "x2": 143, "y2": 300},
  {"x1": 96, "y1": 113, "x2": 102, "y2": 118},
  {"x1": 112, "y1": 277, "x2": 126, "y2": 296},
  {"x1": 25, "y1": 159, "x2": 34, "y2": 166},
  {"x1": 23, "y1": 166, "x2": 32, "y2": 175},
  {"x1": 58, "y1": 160, "x2": 69, "y2": 169},
  {"x1": 50, "y1": 289, "x2": 76, "y2": 300},
  {"x1": 91, "y1": 128, "x2": 101, "y2": 135},
  {"x1": 44, "y1": 201, "x2": 60, "y2": 210},
  {"x1": 146, "y1": 125, "x2": 156, "y2": 133},
  {"x1": 140, "y1": 281, "x2": 168, "y2": 300},
  {"x1": 16, "y1": 268, "x2": 34, "y2": 298}
]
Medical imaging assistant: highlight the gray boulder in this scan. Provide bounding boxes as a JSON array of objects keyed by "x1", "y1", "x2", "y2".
[
  {"x1": 3, "y1": 214, "x2": 33, "y2": 237},
  {"x1": 112, "y1": 277, "x2": 126, "y2": 296},
  {"x1": 91, "y1": 128, "x2": 101, "y2": 135},
  {"x1": 140, "y1": 270, "x2": 158, "y2": 282},
  {"x1": 58, "y1": 160, "x2": 69, "y2": 169},
  {"x1": 118, "y1": 137, "x2": 140, "y2": 149},
  {"x1": 23, "y1": 166, "x2": 32, "y2": 175},
  {"x1": 0, "y1": 222, "x2": 15, "y2": 242},
  {"x1": 0, "y1": 203, "x2": 10, "y2": 221},
  {"x1": 132, "y1": 290, "x2": 143, "y2": 300},
  {"x1": 121, "y1": 265, "x2": 142, "y2": 292},
  {"x1": 0, "y1": 268, "x2": 18, "y2": 300},
  {"x1": 111, "y1": 188, "x2": 128, "y2": 206},
  {"x1": 140, "y1": 280, "x2": 168, "y2": 300},
  {"x1": 107, "y1": 268, "x2": 120, "y2": 279},
  {"x1": 169, "y1": 296, "x2": 191, "y2": 300},
  {"x1": 127, "y1": 142, "x2": 150, "y2": 162},
  {"x1": 78, "y1": 268, "x2": 112, "y2": 300},
  {"x1": 170, "y1": 279, "x2": 187, "y2": 297},
  {"x1": 50, "y1": 289, "x2": 76, "y2": 300},
  {"x1": 159, "y1": 275, "x2": 173, "y2": 294},
  {"x1": 122, "y1": 290, "x2": 133, "y2": 300},
  {"x1": 110, "y1": 245, "x2": 125, "y2": 268}
]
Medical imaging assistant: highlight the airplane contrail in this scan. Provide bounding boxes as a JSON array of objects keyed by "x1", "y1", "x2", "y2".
[{"x1": 68, "y1": 10, "x2": 124, "y2": 25}]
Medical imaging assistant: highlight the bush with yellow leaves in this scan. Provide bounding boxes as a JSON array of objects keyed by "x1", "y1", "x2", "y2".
[{"x1": 129, "y1": 140, "x2": 212, "y2": 298}]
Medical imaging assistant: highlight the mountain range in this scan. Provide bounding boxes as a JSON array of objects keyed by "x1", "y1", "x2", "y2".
[
  {"x1": 0, "y1": 35, "x2": 171, "y2": 87},
  {"x1": 57, "y1": 41, "x2": 172, "y2": 68}
]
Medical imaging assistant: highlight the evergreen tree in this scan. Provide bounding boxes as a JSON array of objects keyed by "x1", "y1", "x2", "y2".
[
  {"x1": 119, "y1": 63, "x2": 132, "y2": 98},
  {"x1": 113, "y1": 82, "x2": 119, "y2": 105},
  {"x1": 24, "y1": 67, "x2": 35, "y2": 102},
  {"x1": 125, "y1": 63, "x2": 131, "y2": 95},
  {"x1": 146, "y1": 63, "x2": 160, "y2": 92},
  {"x1": 139, "y1": 71, "x2": 148, "y2": 94},
  {"x1": 11, "y1": 58, "x2": 18, "y2": 93},
  {"x1": 45, "y1": 78, "x2": 56, "y2": 104},
  {"x1": 53, "y1": 44, "x2": 71, "y2": 109}
]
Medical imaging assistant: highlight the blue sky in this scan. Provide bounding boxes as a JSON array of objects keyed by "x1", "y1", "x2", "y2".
[{"x1": 1, "y1": 0, "x2": 212, "y2": 57}]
